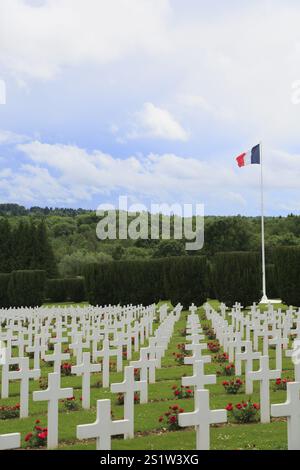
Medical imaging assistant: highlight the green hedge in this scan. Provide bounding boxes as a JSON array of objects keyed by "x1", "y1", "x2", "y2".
[
  {"x1": 212, "y1": 252, "x2": 261, "y2": 307},
  {"x1": 45, "y1": 277, "x2": 86, "y2": 303},
  {"x1": 0, "y1": 273, "x2": 10, "y2": 308},
  {"x1": 7, "y1": 270, "x2": 46, "y2": 307},
  {"x1": 274, "y1": 247, "x2": 300, "y2": 306},
  {"x1": 85, "y1": 259, "x2": 165, "y2": 306},
  {"x1": 85, "y1": 256, "x2": 208, "y2": 308},
  {"x1": 266, "y1": 264, "x2": 279, "y2": 299},
  {"x1": 163, "y1": 257, "x2": 208, "y2": 309}
]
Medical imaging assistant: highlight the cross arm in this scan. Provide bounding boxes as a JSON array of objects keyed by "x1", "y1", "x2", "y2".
[
  {"x1": 31, "y1": 368, "x2": 41, "y2": 379},
  {"x1": 111, "y1": 383, "x2": 125, "y2": 394},
  {"x1": 60, "y1": 387, "x2": 74, "y2": 399},
  {"x1": 178, "y1": 411, "x2": 198, "y2": 428},
  {"x1": 206, "y1": 374, "x2": 217, "y2": 385},
  {"x1": 77, "y1": 422, "x2": 100, "y2": 440},
  {"x1": 182, "y1": 375, "x2": 196, "y2": 387},
  {"x1": 271, "y1": 402, "x2": 292, "y2": 418},
  {"x1": 71, "y1": 365, "x2": 84, "y2": 376},
  {"x1": 0, "y1": 433, "x2": 21, "y2": 450},
  {"x1": 210, "y1": 409, "x2": 227, "y2": 425},
  {"x1": 111, "y1": 419, "x2": 131, "y2": 437}
]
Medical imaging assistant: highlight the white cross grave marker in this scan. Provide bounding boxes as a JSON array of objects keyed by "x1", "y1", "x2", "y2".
[
  {"x1": 271, "y1": 382, "x2": 300, "y2": 450},
  {"x1": 184, "y1": 343, "x2": 211, "y2": 365},
  {"x1": 179, "y1": 389, "x2": 227, "y2": 450},
  {"x1": 33, "y1": 372, "x2": 73, "y2": 449},
  {"x1": 130, "y1": 347, "x2": 158, "y2": 387},
  {"x1": 182, "y1": 360, "x2": 216, "y2": 405},
  {"x1": 8, "y1": 357, "x2": 40, "y2": 418},
  {"x1": 111, "y1": 366, "x2": 147, "y2": 438},
  {"x1": 96, "y1": 339, "x2": 117, "y2": 388},
  {"x1": 235, "y1": 341, "x2": 261, "y2": 394},
  {"x1": 269, "y1": 332, "x2": 288, "y2": 372},
  {"x1": 71, "y1": 352, "x2": 101, "y2": 409},
  {"x1": 77, "y1": 399, "x2": 130, "y2": 450},
  {"x1": 248, "y1": 355, "x2": 280, "y2": 423},
  {"x1": 44, "y1": 343, "x2": 70, "y2": 374},
  {"x1": 286, "y1": 339, "x2": 300, "y2": 382}
]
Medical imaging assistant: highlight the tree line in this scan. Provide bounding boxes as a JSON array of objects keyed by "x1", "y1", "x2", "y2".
[
  {"x1": 0, "y1": 218, "x2": 57, "y2": 277},
  {"x1": 1, "y1": 204, "x2": 300, "y2": 279}
]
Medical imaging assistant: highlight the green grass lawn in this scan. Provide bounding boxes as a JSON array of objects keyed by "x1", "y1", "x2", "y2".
[{"x1": 0, "y1": 301, "x2": 291, "y2": 450}]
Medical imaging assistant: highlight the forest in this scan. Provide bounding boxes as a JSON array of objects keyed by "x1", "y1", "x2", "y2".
[{"x1": 1, "y1": 203, "x2": 300, "y2": 278}]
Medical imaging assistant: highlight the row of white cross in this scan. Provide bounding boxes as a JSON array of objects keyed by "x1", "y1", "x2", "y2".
[
  {"x1": 2, "y1": 301, "x2": 300, "y2": 450},
  {"x1": 0, "y1": 303, "x2": 182, "y2": 450},
  {"x1": 206, "y1": 302, "x2": 300, "y2": 449}
]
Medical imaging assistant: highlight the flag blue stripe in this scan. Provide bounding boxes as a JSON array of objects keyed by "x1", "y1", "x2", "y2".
[{"x1": 251, "y1": 144, "x2": 261, "y2": 164}]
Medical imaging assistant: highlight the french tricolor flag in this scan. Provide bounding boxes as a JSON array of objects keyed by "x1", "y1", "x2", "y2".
[{"x1": 236, "y1": 144, "x2": 261, "y2": 168}]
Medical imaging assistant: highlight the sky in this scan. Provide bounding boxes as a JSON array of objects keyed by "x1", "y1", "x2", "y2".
[{"x1": 0, "y1": 0, "x2": 300, "y2": 215}]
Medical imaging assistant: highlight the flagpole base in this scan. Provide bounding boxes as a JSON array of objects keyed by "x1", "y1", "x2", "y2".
[{"x1": 259, "y1": 295, "x2": 282, "y2": 305}]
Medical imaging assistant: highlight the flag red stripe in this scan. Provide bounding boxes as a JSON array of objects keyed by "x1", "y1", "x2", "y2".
[{"x1": 236, "y1": 152, "x2": 246, "y2": 167}]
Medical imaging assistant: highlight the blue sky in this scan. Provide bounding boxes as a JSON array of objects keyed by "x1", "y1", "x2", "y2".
[{"x1": 0, "y1": 0, "x2": 300, "y2": 215}]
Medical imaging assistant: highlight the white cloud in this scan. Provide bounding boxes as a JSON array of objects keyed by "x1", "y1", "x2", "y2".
[
  {"x1": 1, "y1": 1, "x2": 300, "y2": 147},
  {"x1": 0, "y1": 168, "x2": 12, "y2": 178},
  {"x1": 170, "y1": 2, "x2": 300, "y2": 143},
  {"x1": 1, "y1": 2, "x2": 300, "y2": 213},
  {"x1": 0, "y1": 0, "x2": 171, "y2": 80},
  {"x1": 0, "y1": 139, "x2": 294, "y2": 213},
  {"x1": 127, "y1": 103, "x2": 189, "y2": 141},
  {"x1": 178, "y1": 94, "x2": 234, "y2": 121},
  {"x1": 0, "y1": 130, "x2": 29, "y2": 145}
]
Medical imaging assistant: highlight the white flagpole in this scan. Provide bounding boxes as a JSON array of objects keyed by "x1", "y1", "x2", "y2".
[{"x1": 260, "y1": 142, "x2": 268, "y2": 303}]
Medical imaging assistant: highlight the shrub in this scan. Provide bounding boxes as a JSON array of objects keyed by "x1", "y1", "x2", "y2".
[
  {"x1": 45, "y1": 279, "x2": 67, "y2": 303},
  {"x1": 172, "y1": 385, "x2": 194, "y2": 399},
  {"x1": 85, "y1": 259, "x2": 165, "y2": 306},
  {"x1": 222, "y1": 378, "x2": 243, "y2": 394},
  {"x1": 273, "y1": 378, "x2": 291, "y2": 392},
  {"x1": 205, "y1": 328, "x2": 216, "y2": 340},
  {"x1": 116, "y1": 393, "x2": 139, "y2": 405},
  {"x1": 207, "y1": 341, "x2": 220, "y2": 353},
  {"x1": 274, "y1": 247, "x2": 300, "y2": 306},
  {"x1": 218, "y1": 363, "x2": 235, "y2": 376},
  {"x1": 0, "y1": 404, "x2": 20, "y2": 420},
  {"x1": 173, "y1": 344, "x2": 191, "y2": 365},
  {"x1": 45, "y1": 277, "x2": 86, "y2": 303},
  {"x1": 61, "y1": 396, "x2": 80, "y2": 411},
  {"x1": 85, "y1": 256, "x2": 208, "y2": 308},
  {"x1": 212, "y1": 252, "x2": 261, "y2": 307},
  {"x1": 158, "y1": 405, "x2": 185, "y2": 431},
  {"x1": 64, "y1": 277, "x2": 86, "y2": 303},
  {"x1": 0, "y1": 273, "x2": 10, "y2": 308},
  {"x1": 61, "y1": 363, "x2": 72, "y2": 376},
  {"x1": 93, "y1": 380, "x2": 102, "y2": 389},
  {"x1": 163, "y1": 256, "x2": 208, "y2": 309},
  {"x1": 7, "y1": 270, "x2": 46, "y2": 307},
  {"x1": 226, "y1": 401, "x2": 260, "y2": 423},
  {"x1": 25, "y1": 420, "x2": 48, "y2": 448},
  {"x1": 39, "y1": 377, "x2": 48, "y2": 390},
  {"x1": 214, "y1": 352, "x2": 229, "y2": 363},
  {"x1": 266, "y1": 264, "x2": 280, "y2": 299}
]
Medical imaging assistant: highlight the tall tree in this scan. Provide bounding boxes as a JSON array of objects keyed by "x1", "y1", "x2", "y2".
[
  {"x1": 35, "y1": 220, "x2": 58, "y2": 277},
  {"x1": 0, "y1": 218, "x2": 12, "y2": 272}
]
